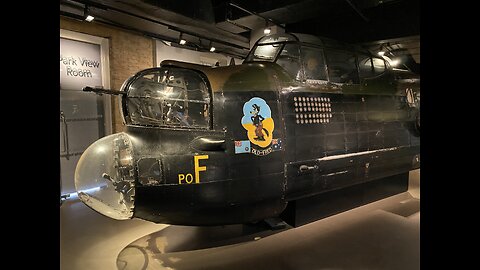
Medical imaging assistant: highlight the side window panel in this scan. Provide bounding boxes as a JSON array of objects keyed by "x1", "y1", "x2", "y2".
[
  {"x1": 275, "y1": 43, "x2": 302, "y2": 80},
  {"x1": 358, "y1": 56, "x2": 386, "y2": 79},
  {"x1": 301, "y1": 47, "x2": 327, "y2": 82},
  {"x1": 249, "y1": 43, "x2": 283, "y2": 62},
  {"x1": 358, "y1": 55, "x2": 374, "y2": 78},
  {"x1": 325, "y1": 50, "x2": 359, "y2": 84},
  {"x1": 372, "y1": 57, "x2": 386, "y2": 75}
]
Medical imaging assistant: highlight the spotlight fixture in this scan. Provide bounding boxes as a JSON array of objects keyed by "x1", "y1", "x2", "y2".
[
  {"x1": 263, "y1": 20, "x2": 271, "y2": 34},
  {"x1": 209, "y1": 41, "x2": 215, "y2": 52},
  {"x1": 84, "y1": 5, "x2": 94, "y2": 22},
  {"x1": 179, "y1": 33, "x2": 186, "y2": 45}
]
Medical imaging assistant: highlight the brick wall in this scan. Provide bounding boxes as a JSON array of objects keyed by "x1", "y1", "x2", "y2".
[{"x1": 60, "y1": 17, "x2": 154, "y2": 132}]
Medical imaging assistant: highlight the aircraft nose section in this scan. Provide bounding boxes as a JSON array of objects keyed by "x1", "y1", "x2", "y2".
[{"x1": 75, "y1": 133, "x2": 135, "y2": 220}]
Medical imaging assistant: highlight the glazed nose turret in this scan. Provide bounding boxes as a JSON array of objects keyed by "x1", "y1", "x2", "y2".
[{"x1": 75, "y1": 133, "x2": 136, "y2": 220}]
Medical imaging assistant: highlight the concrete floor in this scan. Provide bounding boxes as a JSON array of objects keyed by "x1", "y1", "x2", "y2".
[{"x1": 60, "y1": 169, "x2": 419, "y2": 270}]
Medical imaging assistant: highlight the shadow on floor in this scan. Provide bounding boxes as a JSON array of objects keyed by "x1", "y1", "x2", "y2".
[{"x1": 116, "y1": 192, "x2": 419, "y2": 270}]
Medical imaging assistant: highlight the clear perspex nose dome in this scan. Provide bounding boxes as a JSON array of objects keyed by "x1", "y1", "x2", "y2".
[{"x1": 75, "y1": 133, "x2": 135, "y2": 220}]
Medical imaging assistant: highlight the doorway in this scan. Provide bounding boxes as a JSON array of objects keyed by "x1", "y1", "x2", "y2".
[{"x1": 60, "y1": 30, "x2": 111, "y2": 197}]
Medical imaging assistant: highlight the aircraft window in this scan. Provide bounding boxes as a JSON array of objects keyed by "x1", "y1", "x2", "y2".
[
  {"x1": 301, "y1": 47, "x2": 327, "y2": 82},
  {"x1": 358, "y1": 55, "x2": 374, "y2": 78},
  {"x1": 275, "y1": 43, "x2": 302, "y2": 80},
  {"x1": 372, "y1": 57, "x2": 386, "y2": 74},
  {"x1": 358, "y1": 56, "x2": 386, "y2": 78},
  {"x1": 258, "y1": 36, "x2": 293, "y2": 44},
  {"x1": 126, "y1": 68, "x2": 210, "y2": 129},
  {"x1": 325, "y1": 50, "x2": 359, "y2": 84},
  {"x1": 247, "y1": 43, "x2": 283, "y2": 62}
]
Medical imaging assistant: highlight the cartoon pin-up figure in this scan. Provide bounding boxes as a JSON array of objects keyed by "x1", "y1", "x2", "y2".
[
  {"x1": 250, "y1": 104, "x2": 269, "y2": 141},
  {"x1": 241, "y1": 97, "x2": 274, "y2": 149}
]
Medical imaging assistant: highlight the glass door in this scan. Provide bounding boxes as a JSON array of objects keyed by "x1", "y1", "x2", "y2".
[{"x1": 60, "y1": 31, "x2": 111, "y2": 197}]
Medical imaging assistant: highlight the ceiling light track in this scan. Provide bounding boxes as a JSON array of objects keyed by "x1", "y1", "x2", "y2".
[
  {"x1": 344, "y1": 0, "x2": 369, "y2": 22},
  {"x1": 228, "y1": 2, "x2": 285, "y2": 30},
  {"x1": 225, "y1": 18, "x2": 251, "y2": 31},
  {"x1": 64, "y1": 0, "x2": 249, "y2": 51},
  {"x1": 60, "y1": 12, "x2": 246, "y2": 59}
]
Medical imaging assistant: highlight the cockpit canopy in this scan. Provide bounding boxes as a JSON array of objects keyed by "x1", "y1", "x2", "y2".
[
  {"x1": 122, "y1": 68, "x2": 211, "y2": 129},
  {"x1": 244, "y1": 33, "x2": 389, "y2": 85}
]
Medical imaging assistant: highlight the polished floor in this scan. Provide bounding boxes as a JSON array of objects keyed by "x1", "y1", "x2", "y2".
[{"x1": 60, "y1": 169, "x2": 419, "y2": 270}]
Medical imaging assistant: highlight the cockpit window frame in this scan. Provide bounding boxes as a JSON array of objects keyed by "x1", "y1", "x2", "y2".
[
  {"x1": 298, "y1": 44, "x2": 329, "y2": 83},
  {"x1": 323, "y1": 48, "x2": 361, "y2": 85},
  {"x1": 273, "y1": 41, "x2": 305, "y2": 81},
  {"x1": 243, "y1": 34, "x2": 392, "y2": 87},
  {"x1": 245, "y1": 40, "x2": 368, "y2": 86},
  {"x1": 244, "y1": 42, "x2": 286, "y2": 63},
  {"x1": 357, "y1": 54, "x2": 389, "y2": 79},
  {"x1": 120, "y1": 67, "x2": 214, "y2": 130}
]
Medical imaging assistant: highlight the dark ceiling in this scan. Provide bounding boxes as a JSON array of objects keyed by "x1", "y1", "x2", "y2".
[{"x1": 60, "y1": 0, "x2": 419, "y2": 67}]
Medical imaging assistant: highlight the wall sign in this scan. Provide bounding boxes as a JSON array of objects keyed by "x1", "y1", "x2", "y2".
[{"x1": 60, "y1": 38, "x2": 102, "y2": 90}]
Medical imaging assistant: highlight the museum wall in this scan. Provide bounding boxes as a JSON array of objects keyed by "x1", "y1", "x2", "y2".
[{"x1": 60, "y1": 17, "x2": 155, "y2": 133}]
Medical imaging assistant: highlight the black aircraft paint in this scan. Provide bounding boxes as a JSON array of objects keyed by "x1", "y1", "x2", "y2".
[{"x1": 76, "y1": 33, "x2": 420, "y2": 225}]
